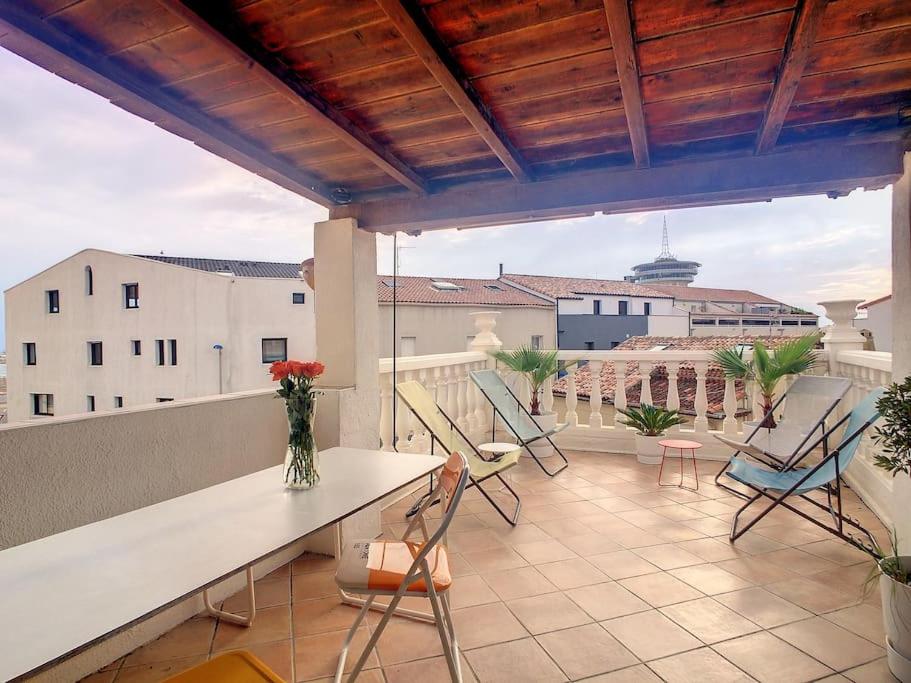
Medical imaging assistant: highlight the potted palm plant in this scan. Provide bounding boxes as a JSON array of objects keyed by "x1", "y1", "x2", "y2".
[
  {"x1": 618, "y1": 404, "x2": 687, "y2": 464},
  {"x1": 869, "y1": 377, "x2": 911, "y2": 680},
  {"x1": 490, "y1": 346, "x2": 563, "y2": 457},
  {"x1": 711, "y1": 335, "x2": 820, "y2": 428}
]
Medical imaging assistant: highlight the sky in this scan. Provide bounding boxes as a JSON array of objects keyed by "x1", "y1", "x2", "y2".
[{"x1": 0, "y1": 47, "x2": 894, "y2": 352}]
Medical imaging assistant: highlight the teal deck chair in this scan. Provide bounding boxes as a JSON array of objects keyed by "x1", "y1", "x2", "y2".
[
  {"x1": 470, "y1": 369, "x2": 569, "y2": 477},
  {"x1": 727, "y1": 387, "x2": 884, "y2": 554},
  {"x1": 396, "y1": 380, "x2": 522, "y2": 525}
]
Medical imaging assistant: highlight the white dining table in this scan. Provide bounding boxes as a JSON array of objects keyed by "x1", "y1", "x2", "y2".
[{"x1": 0, "y1": 447, "x2": 441, "y2": 682}]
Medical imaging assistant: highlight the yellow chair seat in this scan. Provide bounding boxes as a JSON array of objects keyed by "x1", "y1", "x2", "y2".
[{"x1": 165, "y1": 651, "x2": 285, "y2": 682}]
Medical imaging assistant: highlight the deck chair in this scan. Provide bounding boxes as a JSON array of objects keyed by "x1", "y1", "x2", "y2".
[
  {"x1": 396, "y1": 380, "x2": 522, "y2": 525},
  {"x1": 470, "y1": 369, "x2": 569, "y2": 476},
  {"x1": 726, "y1": 387, "x2": 884, "y2": 554},
  {"x1": 714, "y1": 375, "x2": 851, "y2": 496},
  {"x1": 333, "y1": 452, "x2": 469, "y2": 682}
]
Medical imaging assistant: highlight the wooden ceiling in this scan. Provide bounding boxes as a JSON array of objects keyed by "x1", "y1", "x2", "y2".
[{"x1": 1, "y1": 0, "x2": 909, "y2": 231}]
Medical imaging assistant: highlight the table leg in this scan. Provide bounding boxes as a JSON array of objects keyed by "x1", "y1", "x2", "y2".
[
  {"x1": 691, "y1": 449, "x2": 699, "y2": 491},
  {"x1": 657, "y1": 446, "x2": 668, "y2": 486},
  {"x1": 203, "y1": 566, "x2": 255, "y2": 627}
]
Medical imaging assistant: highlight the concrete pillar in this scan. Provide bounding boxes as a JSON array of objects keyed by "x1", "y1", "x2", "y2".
[
  {"x1": 818, "y1": 299, "x2": 865, "y2": 373},
  {"x1": 891, "y1": 151, "x2": 911, "y2": 553}
]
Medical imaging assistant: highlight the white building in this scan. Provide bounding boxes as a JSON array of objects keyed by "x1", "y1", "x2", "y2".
[
  {"x1": 857, "y1": 294, "x2": 892, "y2": 351},
  {"x1": 4, "y1": 250, "x2": 315, "y2": 423}
]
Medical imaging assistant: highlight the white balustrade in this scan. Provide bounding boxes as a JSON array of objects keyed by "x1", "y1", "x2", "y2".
[
  {"x1": 564, "y1": 365, "x2": 579, "y2": 426},
  {"x1": 666, "y1": 362, "x2": 680, "y2": 432},
  {"x1": 639, "y1": 361, "x2": 653, "y2": 406},
  {"x1": 589, "y1": 360, "x2": 604, "y2": 428},
  {"x1": 722, "y1": 378, "x2": 738, "y2": 435},
  {"x1": 612, "y1": 360, "x2": 626, "y2": 428},
  {"x1": 692, "y1": 361, "x2": 709, "y2": 432}
]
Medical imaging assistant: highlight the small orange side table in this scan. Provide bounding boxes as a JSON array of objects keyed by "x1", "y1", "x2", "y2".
[{"x1": 657, "y1": 439, "x2": 701, "y2": 491}]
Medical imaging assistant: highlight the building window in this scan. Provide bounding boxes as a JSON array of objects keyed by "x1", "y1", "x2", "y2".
[
  {"x1": 718, "y1": 319, "x2": 739, "y2": 326},
  {"x1": 124, "y1": 283, "x2": 139, "y2": 309},
  {"x1": 85, "y1": 266, "x2": 93, "y2": 295},
  {"x1": 88, "y1": 341, "x2": 103, "y2": 366},
  {"x1": 23, "y1": 342, "x2": 36, "y2": 366},
  {"x1": 131, "y1": 339, "x2": 141, "y2": 356},
  {"x1": 114, "y1": 396, "x2": 123, "y2": 408},
  {"x1": 593, "y1": 300, "x2": 601, "y2": 315},
  {"x1": 400, "y1": 336, "x2": 416, "y2": 357},
  {"x1": 781, "y1": 319, "x2": 799, "y2": 326},
  {"x1": 292, "y1": 292, "x2": 306, "y2": 304},
  {"x1": 262, "y1": 338, "x2": 288, "y2": 363},
  {"x1": 168, "y1": 339, "x2": 177, "y2": 366},
  {"x1": 531, "y1": 335, "x2": 543, "y2": 350},
  {"x1": 585, "y1": 341, "x2": 595, "y2": 350},
  {"x1": 610, "y1": 341, "x2": 621, "y2": 349},
  {"x1": 47, "y1": 289, "x2": 59, "y2": 314},
  {"x1": 618, "y1": 300, "x2": 629, "y2": 316},
  {"x1": 87, "y1": 395, "x2": 95, "y2": 412},
  {"x1": 800, "y1": 320, "x2": 817, "y2": 326},
  {"x1": 644, "y1": 302, "x2": 651, "y2": 315},
  {"x1": 156, "y1": 397, "x2": 174, "y2": 403},
  {"x1": 692, "y1": 319, "x2": 716, "y2": 325},
  {"x1": 32, "y1": 393, "x2": 54, "y2": 416},
  {"x1": 155, "y1": 339, "x2": 165, "y2": 366}
]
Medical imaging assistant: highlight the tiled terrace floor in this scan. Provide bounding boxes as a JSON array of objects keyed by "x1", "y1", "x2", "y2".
[{"x1": 86, "y1": 451, "x2": 896, "y2": 682}]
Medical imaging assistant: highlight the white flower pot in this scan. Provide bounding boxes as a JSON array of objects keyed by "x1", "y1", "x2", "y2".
[
  {"x1": 634, "y1": 433, "x2": 666, "y2": 465},
  {"x1": 523, "y1": 411, "x2": 557, "y2": 459},
  {"x1": 880, "y1": 558, "x2": 911, "y2": 681}
]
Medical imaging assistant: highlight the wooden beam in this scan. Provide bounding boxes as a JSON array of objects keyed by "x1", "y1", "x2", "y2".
[
  {"x1": 0, "y1": 4, "x2": 333, "y2": 206},
  {"x1": 602, "y1": 0, "x2": 650, "y2": 168},
  {"x1": 755, "y1": 0, "x2": 829, "y2": 154},
  {"x1": 158, "y1": 0, "x2": 429, "y2": 195},
  {"x1": 375, "y1": 0, "x2": 532, "y2": 183},
  {"x1": 331, "y1": 139, "x2": 904, "y2": 233}
]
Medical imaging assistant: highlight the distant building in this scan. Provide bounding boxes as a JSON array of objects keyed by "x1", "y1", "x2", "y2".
[
  {"x1": 857, "y1": 294, "x2": 891, "y2": 352},
  {"x1": 627, "y1": 219, "x2": 701, "y2": 286}
]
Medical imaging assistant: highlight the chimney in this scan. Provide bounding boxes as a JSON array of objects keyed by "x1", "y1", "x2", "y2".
[{"x1": 498, "y1": 262, "x2": 504, "y2": 277}]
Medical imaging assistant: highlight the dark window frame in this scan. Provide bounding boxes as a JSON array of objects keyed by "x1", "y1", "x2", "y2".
[
  {"x1": 156, "y1": 339, "x2": 165, "y2": 366},
  {"x1": 131, "y1": 339, "x2": 142, "y2": 356},
  {"x1": 292, "y1": 292, "x2": 306, "y2": 304},
  {"x1": 47, "y1": 289, "x2": 59, "y2": 314},
  {"x1": 88, "y1": 341, "x2": 103, "y2": 366},
  {"x1": 24, "y1": 342, "x2": 36, "y2": 366},
  {"x1": 85, "y1": 266, "x2": 93, "y2": 296},
  {"x1": 32, "y1": 393, "x2": 54, "y2": 416},
  {"x1": 87, "y1": 395, "x2": 96, "y2": 412},
  {"x1": 618, "y1": 300, "x2": 629, "y2": 316},
  {"x1": 114, "y1": 396, "x2": 123, "y2": 408},
  {"x1": 262, "y1": 337, "x2": 288, "y2": 363},
  {"x1": 593, "y1": 300, "x2": 601, "y2": 315},
  {"x1": 584, "y1": 341, "x2": 595, "y2": 350},
  {"x1": 124, "y1": 283, "x2": 139, "y2": 309},
  {"x1": 643, "y1": 302, "x2": 651, "y2": 316},
  {"x1": 168, "y1": 339, "x2": 177, "y2": 366}
]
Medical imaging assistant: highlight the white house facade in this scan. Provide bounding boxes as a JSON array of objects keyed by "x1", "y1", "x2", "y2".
[{"x1": 857, "y1": 294, "x2": 892, "y2": 352}]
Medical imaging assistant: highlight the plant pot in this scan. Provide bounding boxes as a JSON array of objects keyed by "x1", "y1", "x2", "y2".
[
  {"x1": 880, "y1": 558, "x2": 911, "y2": 681},
  {"x1": 634, "y1": 433, "x2": 666, "y2": 465},
  {"x1": 523, "y1": 411, "x2": 557, "y2": 459}
]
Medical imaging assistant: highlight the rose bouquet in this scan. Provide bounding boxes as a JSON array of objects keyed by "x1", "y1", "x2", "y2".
[{"x1": 270, "y1": 360, "x2": 325, "y2": 489}]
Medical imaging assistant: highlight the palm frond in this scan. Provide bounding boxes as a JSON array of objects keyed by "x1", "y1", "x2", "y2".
[{"x1": 711, "y1": 347, "x2": 752, "y2": 380}]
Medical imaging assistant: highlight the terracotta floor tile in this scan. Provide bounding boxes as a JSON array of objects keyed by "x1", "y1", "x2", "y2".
[
  {"x1": 115, "y1": 656, "x2": 208, "y2": 682},
  {"x1": 449, "y1": 514, "x2": 489, "y2": 533},
  {"x1": 715, "y1": 557, "x2": 799, "y2": 585},
  {"x1": 644, "y1": 523, "x2": 710, "y2": 543},
  {"x1": 553, "y1": 500, "x2": 610, "y2": 517},
  {"x1": 566, "y1": 581, "x2": 651, "y2": 621},
  {"x1": 291, "y1": 596, "x2": 364, "y2": 636},
  {"x1": 481, "y1": 566, "x2": 558, "y2": 601},
  {"x1": 535, "y1": 557, "x2": 609, "y2": 590},
  {"x1": 652, "y1": 504, "x2": 708, "y2": 522},
  {"x1": 765, "y1": 577, "x2": 862, "y2": 613},
  {"x1": 560, "y1": 532, "x2": 623, "y2": 556},
  {"x1": 761, "y1": 548, "x2": 839, "y2": 576},
  {"x1": 771, "y1": 617, "x2": 883, "y2": 671},
  {"x1": 727, "y1": 533, "x2": 788, "y2": 556},
  {"x1": 513, "y1": 539, "x2": 578, "y2": 565},
  {"x1": 448, "y1": 574, "x2": 500, "y2": 609},
  {"x1": 291, "y1": 570, "x2": 338, "y2": 601},
  {"x1": 535, "y1": 517, "x2": 596, "y2": 538},
  {"x1": 520, "y1": 504, "x2": 569, "y2": 522},
  {"x1": 823, "y1": 603, "x2": 884, "y2": 644},
  {"x1": 682, "y1": 516, "x2": 734, "y2": 536},
  {"x1": 587, "y1": 549, "x2": 661, "y2": 580},
  {"x1": 602, "y1": 609, "x2": 702, "y2": 661},
  {"x1": 755, "y1": 524, "x2": 830, "y2": 546},
  {"x1": 448, "y1": 529, "x2": 508, "y2": 553},
  {"x1": 490, "y1": 523, "x2": 552, "y2": 547},
  {"x1": 505, "y1": 592, "x2": 592, "y2": 635},
  {"x1": 648, "y1": 647, "x2": 755, "y2": 682},
  {"x1": 462, "y1": 546, "x2": 528, "y2": 573},
  {"x1": 536, "y1": 623, "x2": 637, "y2": 679},
  {"x1": 569, "y1": 485, "x2": 615, "y2": 500},
  {"x1": 212, "y1": 604, "x2": 292, "y2": 651},
  {"x1": 617, "y1": 508, "x2": 673, "y2": 528},
  {"x1": 580, "y1": 664, "x2": 663, "y2": 682},
  {"x1": 712, "y1": 632, "x2": 833, "y2": 683},
  {"x1": 798, "y1": 540, "x2": 872, "y2": 567},
  {"x1": 448, "y1": 552, "x2": 477, "y2": 577},
  {"x1": 223, "y1": 577, "x2": 290, "y2": 612},
  {"x1": 122, "y1": 618, "x2": 215, "y2": 666},
  {"x1": 676, "y1": 537, "x2": 742, "y2": 562},
  {"x1": 619, "y1": 572, "x2": 704, "y2": 607},
  {"x1": 372, "y1": 613, "x2": 449, "y2": 665},
  {"x1": 383, "y1": 654, "x2": 477, "y2": 683},
  {"x1": 592, "y1": 497, "x2": 644, "y2": 513},
  {"x1": 464, "y1": 637, "x2": 567, "y2": 683},
  {"x1": 293, "y1": 627, "x2": 379, "y2": 681},
  {"x1": 669, "y1": 563, "x2": 754, "y2": 595},
  {"x1": 660, "y1": 597, "x2": 761, "y2": 644},
  {"x1": 291, "y1": 553, "x2": 337, "y2": 576},
  {"x1": 714, "y1": 587, "x2": 812, "y2": 628},
  {"x1": 451, "y1": 601, "x2": 528, "y2": 650},
  {"x1": 843, "y1": 657, "x2": 900, "y2": 682},
  {"x1": 632, "y1": 543, "x2": 704, "y2": 570},
  {"x1": 219, "y1": 640, "x2": 294, "y2": 682}
]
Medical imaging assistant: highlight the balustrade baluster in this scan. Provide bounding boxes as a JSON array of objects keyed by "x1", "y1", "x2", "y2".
[
  {"x1": 456, "y1": 366, "x2": 469, "y2": 432},
  {"x1": 639, "y1": 361, "x2": 653, "y2": 406},
  {"x1": 465, "y1": 363, "x2": 480, "y2": 434},
  {"x1": 446, "y1": 365, "x2": 459, "y2": 425},
  {"x1": 379, "y1": 372, "x2": 394, "y2": 450},
  {"x1": 693, "y1": 361, "x2": 709, "y2": 432},
  {"x1": 542, "y1": 374, "x2": 555, "y2": 417},
  {"x1": 665, "y1": 362, "x2": 680, "y2": 433},
  {"x1": 612, "y1": 361, "x2": 627, "y2": 428},
  {"x1": 565, "y1": 365, "x2": 579, "y2": 427},
  {"x1": 723, "y1": 377, "x2": 738, "y2": 435},
  {"x1": 588, "y1": 360, "x2": 604, "y2": 428},
  {"x1": 472, "y1": 362, "x2": 487, "y2": 434}
]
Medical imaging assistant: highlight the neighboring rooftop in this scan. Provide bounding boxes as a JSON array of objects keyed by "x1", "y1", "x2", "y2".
[
  {"x1": 135, "y1": 255, "x2": 301, "y2": 279},
  {"x1": 377, "y1": 276, "x2": 551, "y2": 307},
  {"x1": 859, "y1": 294, "x2": 891, "y2": 309},
  {"x1": 502, "y1": 274, "x2": 672, "y2": 300},
  {"x1": 647, "y1": 284, "x2": 786, "y2": 306}
]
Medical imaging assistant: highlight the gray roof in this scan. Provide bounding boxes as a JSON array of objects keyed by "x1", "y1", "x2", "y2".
[{"x1": 135, "y1": 255, "x2": 301, "y2": 279}]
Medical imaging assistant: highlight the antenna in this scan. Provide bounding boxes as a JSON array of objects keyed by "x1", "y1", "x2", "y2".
[{"x1": 657, "y1": 215, "x2": 675, "y2": 260}]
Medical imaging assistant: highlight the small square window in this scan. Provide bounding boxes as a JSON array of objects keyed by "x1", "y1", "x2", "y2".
[
  {"x1": 593, "y1": 300, "x2": 601, "y2": 315},
  {"x1": 168, "y1": 339, "x2": 177, "y2": 366},
  {"x1": 114, "y1": 396, "x2": 123, "y2": 408},
  {"x1": 47, "y1": 290, "x2": 59, "y2": 313},
  {"x1": 262, "y1": 338, "x2": 288, "y2": 363},
  {"x1": 585, "y1": 341, "x2": 595, "y2": 350},
  {"x1": 531, "y1": 335, "x2": 543, "y2": 350},
  {"x1": 87, "y1": 395, "x2": 96, "y2": 412},
  {"x1": 32, "y1": 393, "x2": 54, "y2": 416},
  {"x1": 155, "y1": 339, "x2": 165, "y2": 366},
  {"x1": 88, "y1": 341, "x2": 103, "y2": 366},
  {"x1": 23, "y1": 342, "x2": 36, "y2": 366},
  {"x1": 618, "y1": 300, "x2": 629, "y2": 316},
  {"x1": 292, "y1": 292, "x2": 306, "y2": 304},
  {"x1": 644, "y1": 302, "x2": 652, "y2": 315},
  {"x1": 131, "y1": 339, "x2": 141, "y2": 356},
  {"x1": 124, "y1": 283, "x2": 139, "y2": 309}
]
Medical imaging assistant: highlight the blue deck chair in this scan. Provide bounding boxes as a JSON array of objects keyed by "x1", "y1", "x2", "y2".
[
  {"x1": 714, "y1": 376, "x2": 852, "y2": 497},
  {"x1": 396, "y1": 380, "x2": 522, "y2": 525},
  {"x1": 726, "y1": 387, "x2": 884, "y2": 554},
  {"x1": 470, "y1": 369, "x2": 569, "y2": 476}
]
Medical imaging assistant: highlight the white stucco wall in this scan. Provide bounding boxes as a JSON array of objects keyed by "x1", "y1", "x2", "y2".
[
  {"x1": 4, "y1": 250, "x2": 315, "y2": 422},
  {"x1": 556, "y1": 294, "x2": 675, "y2": 316},
  {"x1": 378, "y1": 304, "x2": 556, "y2": 356},
  {"x1": 859, "y1": 299, "x2": 892, "y2": 352},
  {"x1": 646, "y1": 314, "x2": 691, "y2": 336}
]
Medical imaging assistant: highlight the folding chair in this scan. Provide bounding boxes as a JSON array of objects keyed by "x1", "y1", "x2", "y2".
[
  {"x1": 726, "y1": 387, "x2": 884, "y2": 554},
  {"x1": 714, "y1": 375, "x2": 851, "y2": 496},
  {"x1": 470, "y1": 369, "x2": 569, "y2": 476},
  {"x1": 333, "y1": 452, "x2": 469, "y2": 683},
  {"x1": 396, "y1": 380, "x2": 522, "y2": 526}
]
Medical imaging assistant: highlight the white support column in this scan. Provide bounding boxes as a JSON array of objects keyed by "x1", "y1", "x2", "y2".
[
  {"x1": 892, "y1": 151, "x2": 911, "y2": 553},
  {"x1": 589, "y1": 360, "x2": 604, "y2": 429}
]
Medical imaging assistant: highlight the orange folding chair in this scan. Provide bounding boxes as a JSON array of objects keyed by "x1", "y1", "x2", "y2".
[{"x1": 332, "y1": 451, "x2": 469, "y2": 682}]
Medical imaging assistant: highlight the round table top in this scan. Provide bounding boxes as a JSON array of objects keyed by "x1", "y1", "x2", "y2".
[
  {"x1": 478, "y1": 442, "x2": 519, "y2": 454},
  {"x1": 658, "y1": 439, "x2": 703, "y2": 450}
]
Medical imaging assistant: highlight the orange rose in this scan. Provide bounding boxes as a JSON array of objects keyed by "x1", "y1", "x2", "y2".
[
  {"x1": 300, "y1": 361, "x2": 325, "y2": 379},
  {"x1": 286, "y1": 360, "x2": 305, "y2": 377},
  {"x1": 269, "y1": 361, "x2": 289, "y2": 381}
]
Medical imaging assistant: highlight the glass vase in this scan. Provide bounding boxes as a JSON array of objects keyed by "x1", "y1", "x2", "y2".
[{"x1": 283, "y1": 397, "x2": 319, "y2": 490}]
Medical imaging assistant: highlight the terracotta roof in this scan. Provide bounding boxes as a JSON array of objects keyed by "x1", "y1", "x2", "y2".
[
  {"x1": 377, "y1": 276, "x2": 552, "y2": 307},
  {"x1": 502, "y1": 274, "x2": 671, "y2": 300},
  {"x1": 859, "y1": 294, "x2": 891, "y2": 309},
  {"x1": 614, "y1": 336, "x2": 802, "y2": 352},
  {"x1": 135, "y1": 255, "x2": 301, "y2": 278},
  {"x1": 647, "y1": 284, "x2": 783, "y2": 305}
]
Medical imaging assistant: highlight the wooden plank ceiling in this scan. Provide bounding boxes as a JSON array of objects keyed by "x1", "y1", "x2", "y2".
[{"x1": 0, "y1": 0, "x2": 909, "y2": 214}]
